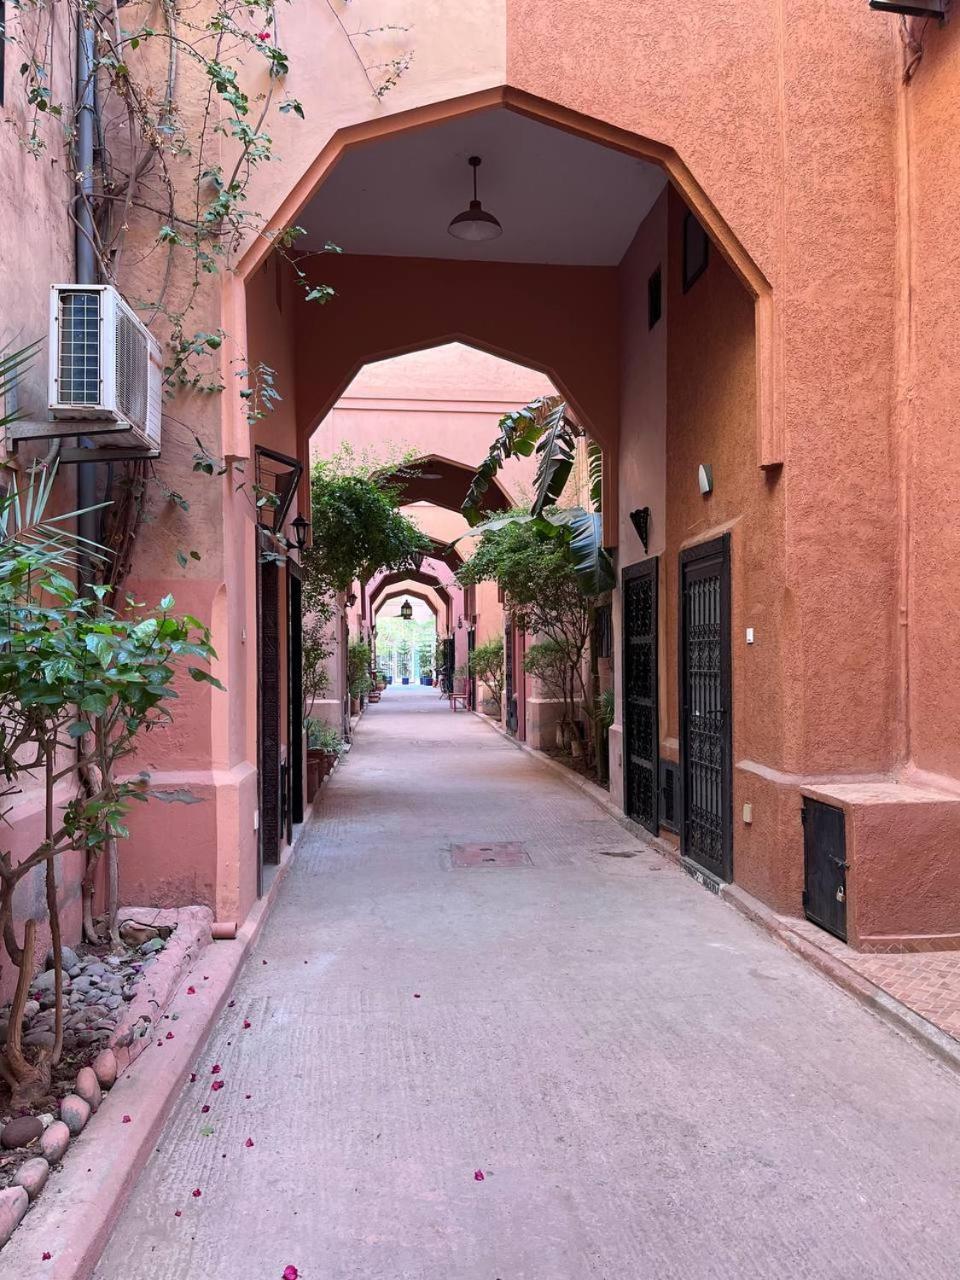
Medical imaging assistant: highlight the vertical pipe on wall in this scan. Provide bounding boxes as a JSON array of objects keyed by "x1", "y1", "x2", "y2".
[{"x1": 76, "y1": 18, "x2": 98, "y2": 567}]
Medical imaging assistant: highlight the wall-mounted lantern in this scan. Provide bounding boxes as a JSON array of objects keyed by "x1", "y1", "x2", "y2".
[
  {"x1": 290, "y1": 513, "x2": 310, "y2": 552},
  {"x1": 698, "y1": 464, "x2": 714, "y2": 497},
  {"x1": 869, "y1": 0, "x2": 946, "y2": 16},
  {"x1": 345, "y1": 591, "x2": 358, "y2": 608},
  {"x1": 629, "y1": 507, "x2": 651, "y2": 553},
  {"x1": 399, "y1": 599, "x2": 413, "y2": 621}
]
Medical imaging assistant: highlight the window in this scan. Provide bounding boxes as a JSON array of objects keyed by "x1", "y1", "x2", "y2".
[
  {"x1": 647, "y1": 266, "x2": 662, "y2": 329},
  {"x1": 593, "y1": 604, "x2": 613, "y2": 660},
  {"x1": 682, "y1": 211, "x2": 710, "y2": 292}
]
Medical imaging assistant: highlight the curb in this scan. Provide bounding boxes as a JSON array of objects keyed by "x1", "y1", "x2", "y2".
[
  {"x1": 2, "y1": 820, "x2": 305, "y2": 1279},
  {"x1": 474, "y1": 713, "x2": 960, "y2": 1079}
]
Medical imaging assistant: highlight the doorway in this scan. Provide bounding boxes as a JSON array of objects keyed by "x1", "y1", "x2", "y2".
[
  {"x1": 622, "y1": 558, "x2": 659, "y2": 835},
  {"x1": 679, "y1": 534, "x2": 732, "y2": 882}
]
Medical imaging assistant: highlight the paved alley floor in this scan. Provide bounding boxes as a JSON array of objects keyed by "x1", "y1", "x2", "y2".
[{"x1": 95, "y1": 689, "x2": 960, "y2": 1280}]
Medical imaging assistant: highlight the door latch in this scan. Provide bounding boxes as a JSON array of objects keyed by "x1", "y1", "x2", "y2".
[{"x1": 836, "y1": 885, "x2": 845, "y2": 903}]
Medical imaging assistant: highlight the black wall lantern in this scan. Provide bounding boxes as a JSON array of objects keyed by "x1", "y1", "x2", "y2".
[
  {"x1": 290, "y1": 512, "x2": 310, "y2": 552},
  {"x1": 869, "y1": 0, "x2": 946, "y2": 14},
  {"x1": 630, "y1": 507, "x2": 651, "y2": 553},
  {"x1": 399, "y1": 599, "x2": 413, "y2": 621}
]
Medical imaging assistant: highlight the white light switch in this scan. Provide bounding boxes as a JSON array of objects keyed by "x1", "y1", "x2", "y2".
[
  {"x1": 745, "y1": 627, "x2": 755, "y2": 644},
  {"x1": 743, "y1": 802, "x2": 753, "y2": 824}
]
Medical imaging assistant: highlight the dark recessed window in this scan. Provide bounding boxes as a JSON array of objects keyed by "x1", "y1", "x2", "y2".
[
  {"x1": 647, "y1": 266, "x2": 662, "y2": 329},
  {"x1": 593, "y1": 604, "x2": 613, "y2": 660},
  {"x1": 0, "y1": 2, "x2": 6, "y2": 108},
  {"x1": 682, "y1": 212, "x2": 710, "y2": 292}
]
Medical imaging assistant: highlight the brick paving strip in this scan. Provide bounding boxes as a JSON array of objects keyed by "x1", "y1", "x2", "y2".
[{"x1": 91, "y1": 688, "x2": 960, "y2": 1280}]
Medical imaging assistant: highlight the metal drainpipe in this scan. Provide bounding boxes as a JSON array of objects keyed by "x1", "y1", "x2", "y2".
[{"x1": 75, "y1": 19, "x2": 98, "y2": 572}]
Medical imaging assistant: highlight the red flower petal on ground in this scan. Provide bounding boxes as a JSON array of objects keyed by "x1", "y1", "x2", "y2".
[
  {"x1": 174, "y1": 1210, "x2": 182, "y2": 1218},
  {"x1": 243, "y1": 1020, "x2": 251, "y2": 1029},
  {"x1": 245, "y1": 1094, "x2": 252, "y2": 1100},
  {"x1": 211, "y1": 1063, "x2": 221, "y2": 1074},
  {"x1": 211, "y1": 1080, "x2": 225, "y2": 1092},
  {"x1": 187, "y1": 986, "x2": 196, "y2": 995},
  {"x1": 282, "y1": 1268, "x2": 299, "y2": 1280},
  {"x1": 474, "y1": 1169, "x2": 485, "y2": 1181},
  {"x1": 192, "y1": 1188, "x2": 202, "y2": 1198},
  {"x1": 190, "y1": 1073, "x2": 197, "y2": 1083},
  {"x1": 122, "y1": 1115, "x2": 132, "y2": 1124},
  {"x1": 413, "y1": 993, "x2": 421, "y2": 999},
  {"x1": 166, "y1": 1032, "x2": 175, "y2": 1040},
  {"x1": 227, "y1": 1000, "x2": 235, "y2": 1008},
  {"x1": 201, "y1": 1105, "x2": 210, "y2": 1113},
  {"x1": 245, "y1": 1137, "x2": 254, "y2": 1147},
  {"x1": 42, "y1": 1252, "x2": 52, "y2": 1261},
  {"x1": 262, "y1": 960, "x2": 268, "y2": 965}
]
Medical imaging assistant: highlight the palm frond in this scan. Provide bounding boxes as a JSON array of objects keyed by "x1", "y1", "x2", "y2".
[
  {"x1": 587, "y1": 441, "x2": 603, "y2": 513},
  {"x1": 461, "y1": 395, "x2": 567, "y2": 525},
  {"x1": 531, "y1": 399, "x2": 577, "y2": 517}
]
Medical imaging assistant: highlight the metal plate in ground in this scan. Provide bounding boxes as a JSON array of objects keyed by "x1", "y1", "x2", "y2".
[{"x1": 450, "y1": 842, "x2": 532, "y2": 868}]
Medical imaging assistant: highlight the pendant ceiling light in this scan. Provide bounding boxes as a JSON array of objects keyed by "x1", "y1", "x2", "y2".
[
  {"x1": 399, "y1": 599, "x2": 413, "y2": 621},
  {"x1": 447, "y1": 156, "x2": 502, "y2": 242}
]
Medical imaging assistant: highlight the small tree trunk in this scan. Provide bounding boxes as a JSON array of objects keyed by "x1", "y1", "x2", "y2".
[
  {"x1": 2, "y1": 917, "x2": 52, "y2": 1107},
  {"x1": 43, "y1": 744, "x2": 64, "y2": 1066},
  {"x1": 107, "y1": 836, "x2": 121, "y2": 948}
]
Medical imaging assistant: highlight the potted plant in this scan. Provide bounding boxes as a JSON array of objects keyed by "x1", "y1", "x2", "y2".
[
  {"x1": 347, "y1": 640, "x2": 373, "y2": 713},
  {"x1": 306, "y1": 719, "x2": 344, "y2": 801}
]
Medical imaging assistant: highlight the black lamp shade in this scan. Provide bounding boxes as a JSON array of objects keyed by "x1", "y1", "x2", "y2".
[
  {"x1": 869, "y1": 0, "x2": 945, "y2": 14},
  {"x1": 400, "y1": 599, "x2": 413, "y2": 620},
  {"x1": 290, "y1": 513, "x2": 310, "y2": 551}
]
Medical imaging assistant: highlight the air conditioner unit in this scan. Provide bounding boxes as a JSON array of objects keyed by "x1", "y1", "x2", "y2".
[{"x1": 48, "y1": 284, "x2": 163, "y2": 452}]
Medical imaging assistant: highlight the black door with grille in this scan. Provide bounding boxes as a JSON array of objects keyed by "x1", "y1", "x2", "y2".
[
  {"x1": 622, "y1": 559, "x2": 659, "y2": 834},
  {"x1": 504, "y1": 622, "x2": 517, "y2": 734},
  {"x1": 679, "y1": 534, "x2": 732, "y2": 882},
  {"x1": 802, "y1": 799, "x2": 847, "y2": 940},
  {"x1": 256, "y1": 529, "x2": 282, "y2": 894}
]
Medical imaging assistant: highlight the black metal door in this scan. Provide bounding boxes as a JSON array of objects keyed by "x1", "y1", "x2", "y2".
[
  {"x1": 256, "y1": 530, "x2": 282, "y2": 889},
  {"x1": 287, "y1": 566, "x2": 303, "y2": 829},
  {"x1": 504, "y1": 622, "x2": 517, "y2": 733},
  {"x1": 680, "y1": 534, "x2": 732, "y2": 882},
  {"x1": 622, "y1": 559, "x2": 659, "y2": 834},
  {"x1": 802, "y1": 800, "x2": 847, "y2": 940}
]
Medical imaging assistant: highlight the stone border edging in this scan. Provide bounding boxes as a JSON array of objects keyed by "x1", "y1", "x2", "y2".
[
  {"x1": 0, "y1": 823, "x2": 305, "y2": 1279},
  {"x1": 474, "y1": 712, "x2": 960, "y2": 1079}
]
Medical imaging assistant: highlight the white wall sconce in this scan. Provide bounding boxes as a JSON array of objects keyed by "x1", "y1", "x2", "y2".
[{"x1": 698, "y1": 464, "x2": 714, "y2": 496}]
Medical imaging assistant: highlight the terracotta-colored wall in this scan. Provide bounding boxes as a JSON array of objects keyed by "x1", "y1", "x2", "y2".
[{"x1": 898, "y1": 20, "x2": 960, "y2": 782}]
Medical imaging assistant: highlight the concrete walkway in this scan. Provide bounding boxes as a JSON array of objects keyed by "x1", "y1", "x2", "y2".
[{"x1": 95, "y1": 689, "x2": 960, "y2": 1279}]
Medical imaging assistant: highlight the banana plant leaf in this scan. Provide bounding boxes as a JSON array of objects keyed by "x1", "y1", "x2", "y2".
[{"x1": 530, "y1": 398, "x2": 577, "y2": 517}]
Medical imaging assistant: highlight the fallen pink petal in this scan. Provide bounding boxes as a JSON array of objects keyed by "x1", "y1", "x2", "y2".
[
  {"x1": 201, "y1": 1105, "x2": 210, "y2": 1113},
  {"x1": 190, "y1": 1073, "x2": 197, "y2": 1083},
  {"x1": 243, "y1": 1019, "x2": 251, "y2": 1029},
  {"x1": 192, "y1": 1188, "x2": 202, "y2": 1198},
  {"x1": 186, "y1": 986, "x2": 196, "y2": 995},
  {"x1": 211, "y1": 1063, "x2": 221, "y2": 1074},
  {"x1": 174, "y1": 1210, "x2": 182, "y2": 1218},
  {"x1": 166, "y1": 1031, "x2": 175, "y2": 1040},
  {"x1": 227, "y1": 999, "x2": 236, "y2": 1007},
  {"x1": 282, "y1": 1268, "x2": 299, "y2": 1280},
  {"x1": 42, "y1": 1252, "x2": 52, "y2": 1261},
  {"x1": 245, "y1": 1137, "x2": 254, "y2": 1147},
  {"x1": 474, "y1": 1170, "x2": 485, "y2": 1182},
  {"x1": 212, "y1": 1080, "x2": 225, "y2": 1091},
  {"x1": 122, "y1": 1115, "x2": 132, "y2": 1124}
]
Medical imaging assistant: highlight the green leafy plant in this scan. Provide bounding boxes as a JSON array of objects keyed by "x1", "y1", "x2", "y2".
[
  {"x1": 306, "y1": 719, "x2": 343, "y2": 754},
  {"x1": 469, "y1": 638, "x2": 505, "y2": 713},
  {"x1": 347, "y1": 640, "x2": 373, "y2": 700}
]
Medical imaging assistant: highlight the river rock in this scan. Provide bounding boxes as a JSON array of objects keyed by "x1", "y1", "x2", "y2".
[
  {"x1": 60, "y1": 1094, "x2": 91, "y2": 1135},
  {"x1": 140, "y1": 937, "x2": 164, "y2": 955},
  {"x1": 92, "y1": 1048, "x2": 118, "y2": 1089},
  {"x1": 0, "y1": 1186, "x2": 28, "y2": 1247},
  {"x1": 14, "y1": 1156, "x2": 49, "y2": 1200},
  {"x1": 40, "y1": 1120, "x2": 70, "y2": 1162},
  {"x1": 75, "y1": 1066, "x2": 102, "y2": 1113},
  {"x1": 23, "y1": 1029, "x2": 55, "y2": 1050},
  {"x1": 23, "y1": 999, "x2": 39, "y2": 1020},
  {"x1": 1, "y1": 1115, "x2": 43, "y2": 1149},
  {"x1": 46, "y1": 945, "x2": 80, "y2": 972}
]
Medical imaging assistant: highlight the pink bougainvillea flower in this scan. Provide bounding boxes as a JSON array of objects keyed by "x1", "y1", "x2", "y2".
[
  {"x1": 211, "y1": 1063, "x2": 221, "y2": 1074},
  {"x1": 192, "y1": 1188, "x2": 202, "y2": 1198},
  {"x1": 122, "y1": 1115, "x2": 132, "y2": 1124},
  {"x1": 243, "y1": 1020, "x2": 251, "y2": 1029},
  {"x1": 42, "y1": 1252, "x2": 52, "y2": 1261},
  {"x1": 201, "y1": 1105, "x2": 210, "y2": 1114},
  {"x1": 282, "y1": 1268, "x2": 299, "y2": 1280},
  {"x1": 257, "y1": 30, "x2": 271, "y2": 40},
  {"x1": 187, "y1": 986, "x2": 196, "y2": 995},
  {"x1": 245, "y1": 1137, "x2": 254, "y2": 1148},
  {"x1": 166, "y1": 1031, "x2": 175, "y2": 1040},
  {"x1": 211, "y1": 1080, "x2": 225, "y2": 1092},
  {"x1": 474, "y1": 1170, "x2": 485, "y2": 1182}
]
